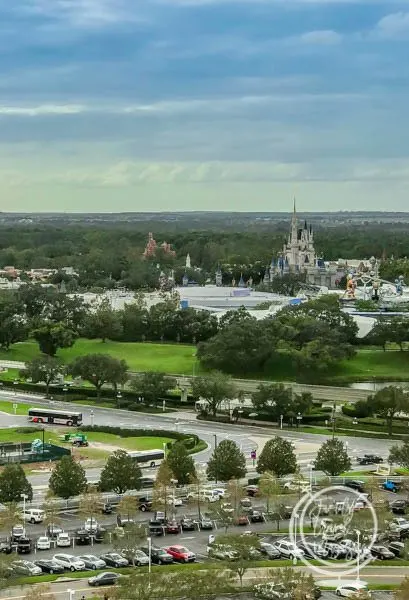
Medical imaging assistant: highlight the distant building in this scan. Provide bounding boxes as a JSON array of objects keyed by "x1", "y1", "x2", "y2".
[{"x1": 143, "y1": 232, "x2": 176, "y2": 258}]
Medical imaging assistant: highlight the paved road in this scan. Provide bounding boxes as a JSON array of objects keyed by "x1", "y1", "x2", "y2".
[{"x1": 0, "y1": 361, "x2": 371, "y2": 402}]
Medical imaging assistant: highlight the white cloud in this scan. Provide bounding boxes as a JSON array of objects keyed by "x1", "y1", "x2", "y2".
[
  {"x1": 299, "y1": 30, "x2": 342, "y2": 44},
  {"x1": 0, "y1": 104, "x2": 86, "y2": 117},
  {"x1": 374, "y1": 11, "x2": 409, "y2": 39}
]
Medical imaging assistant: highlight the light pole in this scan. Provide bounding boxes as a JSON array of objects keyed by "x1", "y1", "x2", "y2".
[
  {"x1": 331, "y1": 402, "x2": 336, "y2": 439},
  {"x1": 147, "y1": 536, "x2": 152, "y2": 588},
  {"x1": 117, "y1": 391, "x2": 122, "y2": 408},
  {"x1": 90, "y1": 410, "x2": 94, "y2": 427},
  {"x1": 280, "y1": 414, "x2": 283, "y2": 429},
  {"x1": 21, "y1": 493, "x2": 28, "y2": 532},
  {"x1": 213, "y1": 435, "x2": 218, "y2": 484},
  {"x1": 356, "y1": 529, "x2": 361, "y2": 582},
  {"x1": 296, "y1": 412, "x2": 302, "y2": 428},
  {"x1": 62, "y1": 385, "x2": 68, "y2": 400},
  {"x1": 162, "y1": 399, "x2": 166, "y2": 412},
  {"x1": 13, "y1": 379, "x2": 18, "y2": 396}
]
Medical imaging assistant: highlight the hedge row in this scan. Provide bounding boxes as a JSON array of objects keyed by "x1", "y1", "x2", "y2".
[{"x1": 79, "y1": 425, "x2": 199, "y2": 450}]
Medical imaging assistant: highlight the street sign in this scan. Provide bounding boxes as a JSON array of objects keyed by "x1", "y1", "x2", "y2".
[{"x1": 250, "y1": 450, "x2": 256, "y2": 459}]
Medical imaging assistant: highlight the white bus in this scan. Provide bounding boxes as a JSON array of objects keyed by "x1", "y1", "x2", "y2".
[{"x1": 127, "y1": 449, "x2": 165, "y2": 468}]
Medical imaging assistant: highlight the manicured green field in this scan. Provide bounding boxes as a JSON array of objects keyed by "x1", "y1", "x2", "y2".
[
  {"x1": 0, "y1": 339, "x2": 197, "y2": 375},
  {"x1": 0, "y1": 427, "x2": 173, "y2": 461},
  {"x1": 0, "y1": 400, "x2": 31, "y2": 415},
  {"x1": 331, "y1": 349, "x2": 409, "y2": 383}
]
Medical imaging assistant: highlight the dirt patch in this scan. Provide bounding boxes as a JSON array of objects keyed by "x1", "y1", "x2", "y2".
[{"x1": 88, "y1": 441, "x2": 122, "y2": 453}]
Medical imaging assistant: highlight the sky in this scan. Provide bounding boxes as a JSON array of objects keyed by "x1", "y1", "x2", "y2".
[{"x1": 1, "y1": 0, "x2": 409, "y2": 213}]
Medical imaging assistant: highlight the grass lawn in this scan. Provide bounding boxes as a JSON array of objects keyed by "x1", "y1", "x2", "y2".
[
  {"x1": 0, "y1": 399, "x2": 31, "y2": 415},
  {"x1": 330, "y1": 349, "x2": 409, "y2": 383},
  {"x1": 0, "y1": 427, "x2": 173, "y2": 462},
  {"x1": 0, "y1": 339, "x2": 197, "y2": 375}
]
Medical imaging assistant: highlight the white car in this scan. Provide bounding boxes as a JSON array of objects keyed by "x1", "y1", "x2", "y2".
[
  {"x1": 56, "y1": 533, "x2": 71, "y2": 547},
  {"x1": 23, "y1": 509, "x2": 45, "y2": 524},
  {"x1": 336, "y1": 582, "x2": 371, "y2": 597},
  {"x1": 274, "y1": 540, "x2": 304, "y2": 560},
  {"x1": 53, "y1": 554, "x2": 86, "y2": 572},
  {"x1": 36, "y1": 536, "x2": 51, "y2": 550},
  {"x1": 84, "y1": 518, "x2": 99, "y2": 532},
  {"x1": 187, "y1": 490, "x2": 219, "y2": 503}
]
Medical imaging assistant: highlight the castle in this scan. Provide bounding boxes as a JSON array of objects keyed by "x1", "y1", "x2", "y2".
[{"x1": 265, "y1": 201, "x2": 338, "y2": 289}]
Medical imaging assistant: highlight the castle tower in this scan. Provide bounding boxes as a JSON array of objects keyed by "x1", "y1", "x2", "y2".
[
  {"x1": 263, "y1": 265, "x2": 270, "y2": 285},
  {"x1": 185, "y1": 254, "x2": 191, "y2": 269},
  {"x1": 215, "y1": 264, "x2": 223, "y2": 287}
]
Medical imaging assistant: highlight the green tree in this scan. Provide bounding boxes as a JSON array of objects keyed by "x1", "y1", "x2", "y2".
[
  {"x1": 79, "y1": 489, "x2": 102, "y2": 533},
  {"x1": 20, "y1": 355, "x2": 65, "y2": 398},
  {"x1": 257, "y1": 437, "x2": 297, "y2": 477},
  {"x1": 255, "y1": 568, "x2": 318, "y2": 600},
  {"x1": 251, "y1": 383, "x2": 292, "y2": 422},
  {"x1": 68, "y1": 353, "x2": 129, "y2": 398},
  {"x1": 48, "y1": 455, "x2": 87, "y2": 499},
  {"x1": 166, "y1": 442, "x2": 196, "y2": 485},
  {"x1": 270, "y1": 273, "x2": 306, "y2": 296},
  {"x1": 0, "y1": 503, "x2": 22, "y2": 540},
  {"x1": 99, "y1": 450, "x2": 142, "y2": 494},
  {"x1": 258, "y1": 471, "x2": 283, "y2": 526},
  {"x1": 82, "y1": 298, "x2": 123, "y2": 342},
  {"x1": 191, "y1": 371, "x2": 237, "y2": 417},
  {"x1": 0, "y1": 293, "x2": 27, "y2": 350},
  {"x1": 0, "y1": 464, "x2": 33, "y2": 503},
  {"x1": 32, "y1": 322, "x2": 77, "y2": 356},
  {"x1": 130, "y1": 372, "x2": 176, "y2": 407},
  {"x1": 216, "y1": 532, "x2": 260, "y2": 586},
  {"x1": 389, "y1": 439, "x2": 409, "y2": 468},
  {"x1": 314, "y1": 438, "x2": 351, "y2": 476},
  {"x1": 152, "y1": 461, "x2": 173, "y2": 520},
  {"x1": 207, "y1": 439, "x2": 246, "y2": 482},
  {"x1": 116, "y1": 523, "x2": 148, "y2": 566},
  {"x1": 371, "y1": 386, "x2": 409, "y2": 437},
  {"x1": 396, "y1": 577, "x2": 409, "y2": 600}
]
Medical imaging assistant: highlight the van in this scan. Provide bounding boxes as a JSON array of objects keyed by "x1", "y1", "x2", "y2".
[{"x1": 23, "y1": 509, "x2": 45, "y2": 524}]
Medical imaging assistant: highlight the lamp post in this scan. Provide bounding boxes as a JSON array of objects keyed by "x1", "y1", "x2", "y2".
[
  {"x1": 280, "y1": 414, "x2": 283, "y2": 430},
  {"x1": 21, "y1": 493, "x2": 28, "y2": 532},
  {"x1": 147, "y1": 536, "x2": 152, "y2": 588},
  {"x1": 296, "y1": 412, "x2": 302, "y2": 428},
  {"x1": 62, "y1": 385, "x2": 68, "y2": 400},
  {"x1": 117, "y1": 391, "x2": 122, "y2": 408},
  {"x1": 356, "y1": 530, "x2": 361, "y2": 582},
  {"x1": 331, "y1": 402, "x2": 336, "y2": 439},
  {"x1": 13, "y1": 379, "x2": 18, "y2": 396},
  {"x1": 90, "y1": 410, "x2": 94, "y2": 427},
  {"x1": 213, "y1": 434, "x2": 218, "y2": 484},
  {"x1": 353, "y1": 417, "x2": 358, "y2": 426}
]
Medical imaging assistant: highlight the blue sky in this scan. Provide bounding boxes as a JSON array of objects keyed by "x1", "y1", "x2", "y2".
[{"x1": 1, "y1": 0, "x2": 409, "y2": 212}]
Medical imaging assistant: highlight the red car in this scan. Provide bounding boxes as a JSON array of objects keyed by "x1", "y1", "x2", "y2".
[
  {"x1": 165, "y1": 520, "x2": 180, "y2": 534},
  {"x1": 165, "y1": 545, "x2": 196, "y2": 563}
]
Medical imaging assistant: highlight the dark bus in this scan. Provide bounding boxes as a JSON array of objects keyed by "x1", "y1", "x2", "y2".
[{"x1": 28, "y1": 408, "x2": 82, "y2": 426}]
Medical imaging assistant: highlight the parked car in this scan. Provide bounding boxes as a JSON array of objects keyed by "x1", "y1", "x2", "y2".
[
  {"x1": 187, "y1": 490, "x2": 219, "y2": 503},
  {"x1": 344, "y1": 480, "x2": 365, "y2": 493},
  {"x1": 249, "y1": 510, "x2": 264, "y2": 523},
  {"x1": 165, "y1": 520, "x2": 180, "y2": 534},
  {"x1": 240, "y1": 498, "x2": 253, "y2": 511},
  {"x1": 259, "y1": 542, "x2": 281, "y2": 560},
  {"x1": 16, "y1": 537, "x2": 32, "y2": 554},
  {"x1": 335, "y1": 582, "x2": 370, "y2": 597},
  {"x1": 22, "y1": 509, "x2": 45, "y2": 524},
  {"x1": 11, "y1": 525, "x2": 25, "y2": 541},
  {"x1": 382, "y1": 480, "x2": 401, "y2": 493},
  {"x1": 370, "y1": 545, "x2": 395, "y2": 560},
  {"x1": 235, "y1": 515, "x2": 249, "y2": 526},
  {"x1": 388, "y1": 541, "x2": 405, "y2": 557},
  {"x1": 139, "y1": 498, "x2": 153, "y2": 512},
  {"x1": 140, "y1": 546, "x2": 173, "y2": 565},
  {"x1": 78, "y1": 554, "x2": 107, "y2": 570},
  {"x1": 357, "y1": 455, "x2": 383, "y2": 465},
  {"x1": 391, "y1": 518, "x2": 409, "y2": 532},
  {"x1": 245, "y1": 485, "x2": 259, "y2": 497},
  {"x1": 11, "y1": 560, "x2": 42, "y2": 576},
  {"x1": 149, "y1": 520, "x2": 164, "y2": 536},
  {"x1": 100, "y1": 502, "x2": 113, "y2": 514},
  {"x1": 297, "y1": 541, "x2": 328, "y2": 559},
  {"x1": 94, "y1": 527, "x2": 106, "y2": 543},
  {"x1": 0, "y1": 541, "x2": 12, "y2": 554},
  {"x1": 34, "y1": 559, "x2": 64, "y2": 574},
  {"x1": 75, "y1": 529, "x2": 91, "y2": 545},
  {"x1": 99, "y1": 552, "x2": 129, "y2": 568},
  {"x1": 323, "y1": 542, "x2": 348, "y2": 559},
  {"x1": 36, "y1": 536, "x2": 51, "y2": 551},
  {"x1": 274, "y1": 540, "x2": 304, "y2": 560},
  {"x1": 84, "y1": 518, "x2": 99, "y2": 532},
  {"x1": 53, "y1": 554, "x2": 86, "y2": 572},
  {"x1": 47, "y1": 524, "x2": 64, "y2": 539},
  {"x1": 88, "y1": 572, "x2": 120, "y2": 587},
  {"x1": 56, "y1": 533, "x2": 71, "y2": 548},
  {"x1": 120, "y1": 549, "x2": 149, "y2": 566},
  {"x1": 208, "y1": 544, "x2": 238, "y2": 561},
  {"x1": 390, "y1": 500, "x2": 407, "y2": 515},
  {"x1": 165, "y1": 545, "x2": 196, "y2": 563},
  {"x1": 198, "y1": 516, "x2": 213, "y2": 530},
  {"x1": 180, "y1": 517, "x2": 195, "y2": 531}
]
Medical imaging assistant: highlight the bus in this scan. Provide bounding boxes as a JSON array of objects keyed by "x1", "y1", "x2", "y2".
[
  {"x1": 127, "y1": 449, "x2": 165, "y2": 468},
  {"x1": 28, "y1": 408, "x2": 83, "y2": 426}
]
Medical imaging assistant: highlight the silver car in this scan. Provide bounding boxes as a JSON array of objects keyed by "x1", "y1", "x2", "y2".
[
  {"x1": 79, "y1": 555, "x2": 107, "y2": 570},
  {"x1": 120, "y1": 549, "x2": 149, "y2": 566}
]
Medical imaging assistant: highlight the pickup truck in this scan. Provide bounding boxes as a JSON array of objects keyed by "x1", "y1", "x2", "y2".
[
  {"x1": 356, "y1": 454, "x2": 383, "y2": 465},
  {"x1": 382, "y1": 480, "x2": 401, "y2": 493}
]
